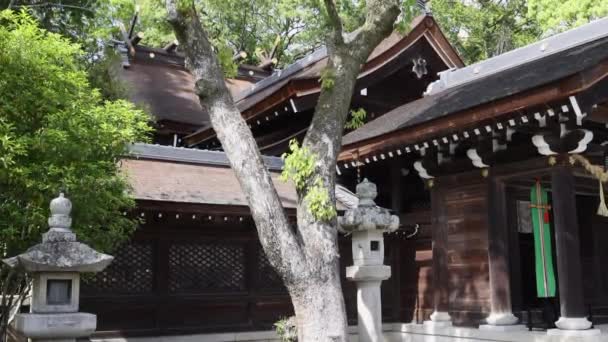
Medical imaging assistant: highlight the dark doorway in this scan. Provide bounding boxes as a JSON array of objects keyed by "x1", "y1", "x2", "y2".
[{"x1": 508, "y1": 186, "x2": 559, "y2": 329}]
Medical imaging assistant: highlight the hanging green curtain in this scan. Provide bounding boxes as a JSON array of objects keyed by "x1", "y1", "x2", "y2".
[{"x1": 530, "y1": 181, "x2": 557, "y2": 298}]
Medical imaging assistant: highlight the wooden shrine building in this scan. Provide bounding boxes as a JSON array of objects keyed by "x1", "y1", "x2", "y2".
[
  {"x1": 80, "y1": 12, "x2": 608, "y2": 338},
  {"x1": 338, "y1": 16, "x2": 608, "y2": 329},
  {"x1": 81, "y1": 14, "x2": 461, "y2": 337}
]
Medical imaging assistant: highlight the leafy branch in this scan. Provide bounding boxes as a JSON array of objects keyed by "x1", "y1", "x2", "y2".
[
  {"x1": 280, "y1": 140, "x2": 336, "y2": 221},
  {"x1": 345, "y1": 108, "x2": 367, "y2": 130}
]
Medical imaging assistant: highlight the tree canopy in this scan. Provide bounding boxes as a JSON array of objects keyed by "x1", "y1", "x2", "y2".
[
  {"x1": 431, "y1": 0, "x2": 542, "y2": 64},
  {"x1": 105, "y1": 0, "x2": 421, "y2": 68},
  {"x1": 528, "y1": 0, "x2": 608, "y2": 35},
  {"x1": 2, "y1": 0, "x2": 605, "y2": 70},
  {"x1": 0, "y1": 10, "x2": 151, "y2": 255}
]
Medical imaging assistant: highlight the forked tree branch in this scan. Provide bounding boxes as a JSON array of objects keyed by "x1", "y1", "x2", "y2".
[
  {"x1": 165, "y1": 0, "x2": 305, "y2": 280},
  {"x1": 323, "y1": 0, "x2": 344, "y2": 47},
  {"x1": 294, "y1": 0, "x2": 400, "y2": 268},
  {"x1": 302, "y1": 0, "x2": 399, "y2": 161},
  {"x1": 349, "y1": 0, "x2": 401, "y2": 63}
]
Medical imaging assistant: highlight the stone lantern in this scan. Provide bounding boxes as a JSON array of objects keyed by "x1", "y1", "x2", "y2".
[
  {"x1": 3, "y1": 193, "x2": 113, "y2": 342},
  {"x1": 338, "y1": 179, "x2": 399, "y2": 342}
]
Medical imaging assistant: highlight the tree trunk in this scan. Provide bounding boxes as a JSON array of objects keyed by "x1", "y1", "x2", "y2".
[
  {"x1": 164, "y1": 1, "x2": 399, "y2": 341},
  {"x1": 290, "y1": 267, "x2": 348, "y2": 341}
]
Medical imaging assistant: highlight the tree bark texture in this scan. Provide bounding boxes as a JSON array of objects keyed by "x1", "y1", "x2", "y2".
[{"x1": 165, "y1": 1, "x2": 399, "y2": 340}]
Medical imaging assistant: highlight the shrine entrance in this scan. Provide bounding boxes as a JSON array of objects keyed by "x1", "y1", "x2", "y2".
[
  {"x1": 508, "y1": 182, "x2": 560, "y2": 328},
  {"x1": 507, "y1": 176, "x2": 608, "y2": 329}
]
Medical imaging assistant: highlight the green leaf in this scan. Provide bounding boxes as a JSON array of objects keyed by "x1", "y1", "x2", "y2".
[{"x1": 0, "y1": 10, "x2": 152, "y2": 254}]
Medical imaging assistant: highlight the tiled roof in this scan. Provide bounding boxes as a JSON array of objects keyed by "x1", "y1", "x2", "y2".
[{"x1": 124, "y1": 144, "x2": 355, "y2": 210}]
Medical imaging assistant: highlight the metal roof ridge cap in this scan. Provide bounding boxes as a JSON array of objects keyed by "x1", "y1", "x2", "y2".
[
  {"x1": 232, "y1": 46, "x2": 329, "y2": 103},
  {"x1": 426, "y1": 17, "x2": 608, "y2": 95},
  {"x1": 127, "y1": 143, "x2": 284, "y2": 170}
]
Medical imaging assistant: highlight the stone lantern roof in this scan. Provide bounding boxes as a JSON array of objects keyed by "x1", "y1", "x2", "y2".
[
  {"x1": 3, "y1": 193, "x2": 113, "y2": 273},
  {"x1": 337, "y1": 179, "x2": 399, "y2": 234}
]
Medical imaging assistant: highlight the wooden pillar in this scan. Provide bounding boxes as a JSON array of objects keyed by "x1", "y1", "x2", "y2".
[
  {"x1": 550, "y1": 165, "x2": 592, "y2": 330},
  {"x1": 425, "y1": 183, "x2": 452, "y2": 326},
  {"x1": 389, "y1": 161, "x2": 402, "y2": 321},
  {"x1": 482, "y1": 177, "x2": 519, "y2": 327},
  {"x1": 390, "y1": 161, "x2": 402, "y2": 213}
]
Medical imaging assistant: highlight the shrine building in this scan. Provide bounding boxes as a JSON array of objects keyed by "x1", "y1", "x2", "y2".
[{"x1": 80, "y1": 14, "x2": 608, "y2": 339}]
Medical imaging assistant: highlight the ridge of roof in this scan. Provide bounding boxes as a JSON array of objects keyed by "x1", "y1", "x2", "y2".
[
  {"x1": 232, "y1": 14, "x2": 439, "y2": 104},
  {"x1": 426, "y1": 16, "x2": 608, "y2": 95},
  {"x1": 127, "y1": 143, "x2": 284, "y2": 171},
  {"x1": 232, "y1": 46, "x2": 328, "y2": 103}
]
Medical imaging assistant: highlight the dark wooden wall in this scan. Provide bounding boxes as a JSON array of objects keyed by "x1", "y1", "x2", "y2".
[
  {"x1": 442, "y1": 181, "x2": 491, "y2": 325},
  {"x1": 81, "y1": 214, "x2": 292, "y2": 336},
  {"x1": 81, "y1": 206, "x2": 423, "y2": 337},
  {"x1": 398, "y1": 210, "x2": 434, "y2": 323}
]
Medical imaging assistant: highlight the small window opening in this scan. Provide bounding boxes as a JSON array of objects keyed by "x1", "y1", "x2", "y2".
[
  {"x1": 370, "y1": 240, "x2": 380, "y2": 251},
  {"x1": 47, "y1": 279, "x2": 72, "y2": 305}
]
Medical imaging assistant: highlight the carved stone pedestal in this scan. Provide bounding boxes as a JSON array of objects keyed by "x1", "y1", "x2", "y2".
[{"x1": 346, "y1": 267, "x2": 391, "y2": 342}]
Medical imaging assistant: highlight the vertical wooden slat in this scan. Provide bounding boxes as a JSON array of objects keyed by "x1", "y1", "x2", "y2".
[{"x1": 156, "y1": 236, "x2": 170, "y2": 333}]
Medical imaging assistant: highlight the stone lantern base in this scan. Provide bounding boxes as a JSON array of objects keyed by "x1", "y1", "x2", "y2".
[
  {"x1": 347, "y1": 265, "x2": 391, "y2": 342},
  {"x1": 12, "y1": 312, "x2": 97, "y2": 341}
]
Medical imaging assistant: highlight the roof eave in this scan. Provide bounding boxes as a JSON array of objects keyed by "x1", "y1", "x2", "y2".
[{"x1": 338, "y1": 59, "x2": 608, "y2": 162}]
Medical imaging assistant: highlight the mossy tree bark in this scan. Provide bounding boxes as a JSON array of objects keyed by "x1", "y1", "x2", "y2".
[{"x1": 165, "y1": 1, "x2": 399, "y2": 340}]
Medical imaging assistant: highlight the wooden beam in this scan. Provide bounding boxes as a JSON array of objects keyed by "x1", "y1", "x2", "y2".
[
  {"x1": 130, "y1": 32, "x2": 144, "y2": 46},
  {"x1": 118, "y1": 22, "x2": 135, "y2": 56},
  {"x1": 163, "y1": 40, "x2": 179, "y2": 53},
  {"x1": 135, "y1": 199, "x2": 297, "y2": 216}
]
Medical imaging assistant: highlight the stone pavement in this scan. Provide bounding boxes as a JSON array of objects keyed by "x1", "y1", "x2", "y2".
[
  {"x1": 382, "y1": 323, "x2": 608, "y2": 342},
  {"x1": 91, "y1": 323, "x2": 608, "y2": 342}
]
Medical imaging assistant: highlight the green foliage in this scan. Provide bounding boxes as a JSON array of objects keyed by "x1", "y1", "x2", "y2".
[
  {"x1": 527, "y1": 0, "x2": 608, "y2": 34},
  {"x1": 0, "y1": 10, "x2": 151, "y2": 255},
  {"x1": 0, "y1": 119, "x2": 25, "y2": 169},
  {"x1": 345, "y1": 108, "x2": 367, "y2": 130},
  {"x1": 274, "y1": 316, "x2": 297, "y2": 342},
  {"x1": 304, "y1": 178, "x2": 336, "y2": 221},
  {"x1": 280, "y1": 140, "x2": 336, "y2": 221},
  {"x1": 86, "y1": 49, "x2": 131, "y2": 101},
  {"x1": 1, "y1": 0, "x2": 100, "y2": 45},
  {"x1": 320, "y1": 67, "x2": 336, "y2": 91},
  {"x1": 280, "y1": 140, "x2": 315, "y2": 191},
  {"x1": 431, "y1": 0, "x2": 542, "y2": 64},
  {"x1": 107, "y1": 0, "x2": 409, "y2": 67}
]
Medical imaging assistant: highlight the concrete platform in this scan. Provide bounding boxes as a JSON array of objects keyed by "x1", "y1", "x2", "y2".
[
  {"x1": 423, "y1": 320, "x2": 453, "y2": 329},
  {"x1": 391, "y1": 323, "x2": 608, "y2": 341},
  {"x1": 91, "y1": 323, "x2": 608, "y2": 342},
  {"x1": 547, "y1": 328, "x2": 602, "y2": 337},
  {"x1": 478, "y1": 324, "x2": 528, "y2": 332}
]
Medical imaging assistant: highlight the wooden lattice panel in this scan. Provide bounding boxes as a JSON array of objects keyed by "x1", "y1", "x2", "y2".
[
  {"x1": 168, "y1": 242, "x2": 245, "y2": 293},
  {"x1": 82, "y1": 242, "x2": 154, "y2": 294},
  {"x1": 256, "y1": 247, "x2": 286, "y2": 292}
]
